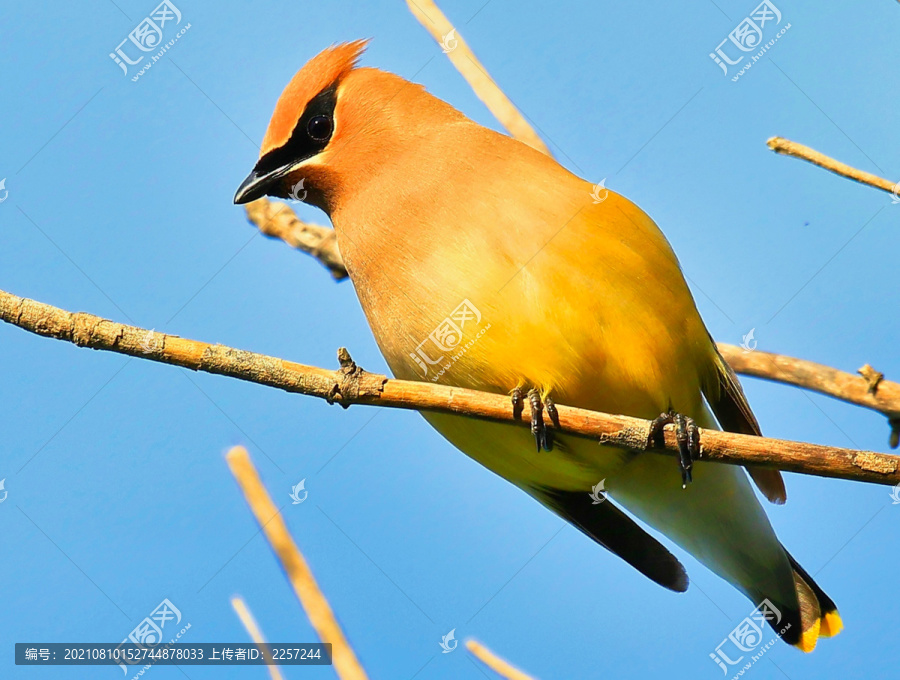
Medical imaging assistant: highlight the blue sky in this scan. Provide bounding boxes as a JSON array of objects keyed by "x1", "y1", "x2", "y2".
[{"x1": 1, "y1": 0, "x2": 899, "y2": 678}]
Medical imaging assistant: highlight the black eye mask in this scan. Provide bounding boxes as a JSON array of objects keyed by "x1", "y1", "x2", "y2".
[{"x1": 253, "y1": 85, "x2": 338, "y2": 178}]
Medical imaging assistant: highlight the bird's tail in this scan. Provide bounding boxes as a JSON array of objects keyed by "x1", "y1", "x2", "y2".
[
  {"x1": 762, "y1": 551, "x2": 842, "y2": 652},
  {"x1": 606, "y1": 450, "x2": 841, "y2": 652}
]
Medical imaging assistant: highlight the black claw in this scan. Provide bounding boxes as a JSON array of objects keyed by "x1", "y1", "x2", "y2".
[
  {"x1": 674, "y1": 414, "x2": 692, "y2": 487},
  {"x1": 648, "y1": 410, "x2": 701, "y2": 489},
  {"x1": 513, "y1": 386, "x2": 555, "y2": 452},
  {"x1": 687, "y1": 417, "x2": 700, "y2": 456},
  {"x1": 511, "y1": 387, "x2": 526, "y2": 420},
  {"x1": 544, "y1": 396, "x2": 559, "y2": 451},
  {"x1": 545, "y1": 396, "x2": 560, "y2": 428},
  {"x1": 528, "y1": 388, "x2": 549, "y2": 452},
  {"x1": 648, "y1": 411, "x2": 674, "y2": 447}
]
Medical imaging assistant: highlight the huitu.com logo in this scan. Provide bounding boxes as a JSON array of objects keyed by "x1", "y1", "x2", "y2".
[
  {"x1": 289, "y1": 480, "x2": 308, "y2": 504},
  {"x1": 889, "y1": 482, "x2": 900, "y2": 505},
  {"x1": 740, "y1": 328, "x2": 757, "y2": 353},
  {"x1": 709, "y1": 1, "x2": 790, "y2": 82},
  {"x1": 441, "y1": 29, "x2": 458, "y2": 54},
  {"x1": 290, "y1": 178, "x2": 308, "y2": 202},
  {"x1": 589, "y1": 479, "x2": 607, "y2": 505},
  {"x1": 709, "y1": 599, "x2": 790, "y2": 677},
  {"x1": 409, "y1": 299, "x2": 490, "y2": 382},
  {"x1": 116, "y1": 599, "x2": 190, "y2": 676},
  {"x1": 109, "y1": 1, "x2": 191, "y2": 82},
  {"x1": 439, "y1": 628, "x2": 458, "y2": 653},
  {"x1": 590, "y1": 179, "x2": 608, "y2": 204}
]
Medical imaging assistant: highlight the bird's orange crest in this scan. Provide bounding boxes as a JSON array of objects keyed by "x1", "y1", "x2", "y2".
[{"x1": 260, "y1": 39, "x2": 369, "y2": 157}]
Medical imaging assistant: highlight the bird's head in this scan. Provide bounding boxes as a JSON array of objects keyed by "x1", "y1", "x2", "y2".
[{"x1": 234, "y1": 40, "x2": 465, "y2": 213}]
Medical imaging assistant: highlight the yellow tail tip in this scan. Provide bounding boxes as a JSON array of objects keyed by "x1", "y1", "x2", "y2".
[
  {"x1": 819, "y1": 610, "x2": 843, "y2": 638},
  {"x1": 792, "y1": 611, "x2": 843, "y2": 652},
  {"x1": 793, "y1": 618, "x2": 820, "y2": 653}
]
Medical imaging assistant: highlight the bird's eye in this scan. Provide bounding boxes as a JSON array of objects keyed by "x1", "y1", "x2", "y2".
[{"x1": 307, "y1": 115, "x2": 333, "y2": 142}]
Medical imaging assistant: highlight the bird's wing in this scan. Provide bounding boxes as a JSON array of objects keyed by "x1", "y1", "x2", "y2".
[
  {"x1": 704, "y1": 338, "x2": 786, "y2": 504},
  {"x1": 533, "y1": 486, "x2": 688, "y2": 592}
]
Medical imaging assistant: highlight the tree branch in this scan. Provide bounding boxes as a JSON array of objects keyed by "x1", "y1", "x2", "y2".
[
  {"x1": 243, "y1": 199, "x2": 900, "y2": 447},
  {"x1": 245, "y1": 197, "x2": 347, "y2": 280},
  {"x1": 229, "y1": 596, "x2": 285, "y2": 680},
  {"x1": 404, "y1": 0, "x2": 552, "y2": 156},
  {"x1": 2, "y1": 287, "x2": 899, "y2": 486},
  {"x1": 767, "y1": 136, "x2": 899, "y2": 197},
  {"x1": 465, "y1": 640, "x2": 537, "y2": 680},
  {"x1": 227, "y1": 447, "x2": 368, "y2": 680},
  {"x1": 719, "y1": 345, "x2": 900, "y2": 448}
]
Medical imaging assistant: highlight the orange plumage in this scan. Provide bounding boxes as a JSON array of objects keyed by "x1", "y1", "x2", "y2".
[{"x1": 235, "y1": 41, "x2": 841, "y2": 652}]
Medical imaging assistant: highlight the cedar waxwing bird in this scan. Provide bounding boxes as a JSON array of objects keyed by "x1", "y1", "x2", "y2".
[{"x1": 235, "y1": 41, "x2": 842, "y2": 651}]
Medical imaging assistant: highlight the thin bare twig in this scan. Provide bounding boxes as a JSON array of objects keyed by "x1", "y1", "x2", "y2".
[
  {"x1": 227, "y1": 446, "x2": 369, "y2": 680},
  {"x1": 466, "y1": 640, "x2": 537, "y2": 680},
  {"x1": 404, "y1": 0, "x2": 551, "y2": 156},
  {"x1": 718, "y1": 345, "x2": 900, "y2": 449},
  {"x1": 245, "y1": 198, "x2": 344, "y2": 274},
  {"x1": 2, "y1": 288, "x2": 899, "y2": 485},
  {"x1": 244, "y1": 198, "x2": 347, "y2": 280},
  {"x1": 230, "y1": 596, "x2": 285, "y2": 680},
  {"x1": 767, "y1": 136, "x2": 899, "y2": 196}
]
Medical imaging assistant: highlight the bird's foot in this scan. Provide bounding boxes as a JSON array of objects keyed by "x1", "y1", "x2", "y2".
[
  {"x1": 511, "y1": 386, "x2": 526, "y2": 420},
  {"x1": 511, "y1": 387, "x2": 556, "y2": 452},
  {"x1": 648, "y1": 411, "x2": 700, "y2": 488}
]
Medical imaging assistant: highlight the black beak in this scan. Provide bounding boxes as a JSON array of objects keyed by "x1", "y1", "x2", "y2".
[{"x1": 234, "y1": 168, "x2": 275, "y2": 205}]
